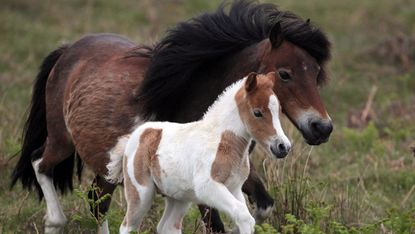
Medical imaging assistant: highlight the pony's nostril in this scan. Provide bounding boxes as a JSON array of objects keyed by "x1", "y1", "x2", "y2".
[
  {"x1": 278, "y1": 143, "x2": 286, "y2": 152},
  {"x1": 310, "y1": 120, "x2": 333, "y2": 137}
]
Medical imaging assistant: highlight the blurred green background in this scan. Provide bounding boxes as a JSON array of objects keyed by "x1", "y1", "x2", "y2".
[{"x1": 0, "y1": 0, "x2": 414, "y2": 233}]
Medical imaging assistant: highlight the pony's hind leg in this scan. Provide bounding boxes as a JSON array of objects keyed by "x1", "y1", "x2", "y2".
[
  {"x1": 32, "y1": 134, "x2": 75, "y2": 233},
  {"x1": 33, "y1": 158, "x2": 66, "y2": 234},
  {"x1": 88, "y1": 175, "x2": 116, "y2": 234},
  {"x1": 158, "y1": 198, "x2": 190, "y2": 234}
]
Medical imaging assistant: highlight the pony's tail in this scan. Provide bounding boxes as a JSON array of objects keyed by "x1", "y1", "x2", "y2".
[
  {"x1": 105, "y1": 135, "x2": 130, "y2": 184},
  {"x1": 10, "y1": 45, "x2": 73, "y2": 199}
]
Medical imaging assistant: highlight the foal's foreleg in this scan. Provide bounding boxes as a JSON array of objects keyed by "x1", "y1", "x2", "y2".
[
  {"x1": 197, "y1": 181, "x2": 255, "y2": 234},
  {"x1": 88, "y1": 175, "x2": 117, "y2": 234}
]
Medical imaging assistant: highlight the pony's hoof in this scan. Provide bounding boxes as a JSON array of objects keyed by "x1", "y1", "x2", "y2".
[
  {"x1": 254, "y1": 205, "x2": 273, "y2": 223},
  {"x1": 44, "y1": 225, "x2": 65, "y2": 234},
  {"x1": 44, "y1": 215, "x2": 67, "y2": 234}
]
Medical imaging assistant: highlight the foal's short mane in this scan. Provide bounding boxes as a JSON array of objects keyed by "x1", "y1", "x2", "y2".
[{"x1": 134, "y1": 0, "x2": 331, "y2": 119}]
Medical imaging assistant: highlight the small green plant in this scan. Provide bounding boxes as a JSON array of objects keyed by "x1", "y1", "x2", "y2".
[
  {"x1": 343, "y1": 122, "x2": 383, "y2": 154},
  {"x1": 382, "y1": 208, "x2": 415, "y2": 234},
  {"x1": 72, "y1": 185, "x2": 111, "y2": 228},
  {"x1": 255, "y1": 223, "x2": 279, "y2": 234}
]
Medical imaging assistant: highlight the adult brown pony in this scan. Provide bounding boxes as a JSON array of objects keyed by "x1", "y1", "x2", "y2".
[{"x1": 11, "y1": 1, "x2": 332, "y2": 233}]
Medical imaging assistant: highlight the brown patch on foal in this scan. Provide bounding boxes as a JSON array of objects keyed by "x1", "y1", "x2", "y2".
[
  {"x1": 211, "y1": 131, "x2": 249, "y2": 183},
  {"x1": 133, "y1": 128, "x2": 162, "y2": 185}
]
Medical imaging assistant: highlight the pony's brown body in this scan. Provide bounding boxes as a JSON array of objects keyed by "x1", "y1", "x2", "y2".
[
  {"x1": 12, "y1": 2, "x2": 333, "y2": 233},
  {"x1": 50, "y1": 34, "x2": 148, "y2": 175}
]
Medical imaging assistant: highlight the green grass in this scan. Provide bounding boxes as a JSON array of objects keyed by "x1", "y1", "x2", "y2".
[{"x1": 1, "y1": 0, "x2": 414, "y2": 233}]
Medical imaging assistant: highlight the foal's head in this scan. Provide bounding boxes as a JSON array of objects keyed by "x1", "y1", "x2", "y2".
[{"x1": 236, "y1": 72, "x2": 291, "y2": 159}]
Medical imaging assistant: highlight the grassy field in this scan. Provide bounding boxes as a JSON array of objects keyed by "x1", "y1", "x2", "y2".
[{"x1": 1, "y1": 0, "x2": 414, "y2": 233}]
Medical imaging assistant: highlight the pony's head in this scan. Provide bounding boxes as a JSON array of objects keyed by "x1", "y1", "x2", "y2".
[
  {"x1": 259, "y1": 22, "x2": 333, "y2": 145},
  {"x1": 236, "y1": 72, "x2": 291, "y2": 159}
]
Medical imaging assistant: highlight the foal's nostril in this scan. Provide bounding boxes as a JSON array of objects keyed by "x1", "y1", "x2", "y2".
[{"x1": 270, "y1": 141, "x2": 290, "y2": 158}]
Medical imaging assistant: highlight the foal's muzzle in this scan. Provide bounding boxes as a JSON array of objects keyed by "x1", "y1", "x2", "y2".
[{"x1": 270, "y1": 140, "x2": 291, "y2": 159}]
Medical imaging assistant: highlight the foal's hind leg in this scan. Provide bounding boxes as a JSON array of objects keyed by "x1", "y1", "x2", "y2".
[
  {"x1": 88, "y1": 175, "x2": 117, "y2": 234},
  {"x1": 158, "y1": 198, "x2": 191, "y2": 234},
  {"x1": 120, "y1": 177, "x2": 155, "y2": 234},
  {"x1": 32, "y1": 138, "x2": 74, "y2": 234}
]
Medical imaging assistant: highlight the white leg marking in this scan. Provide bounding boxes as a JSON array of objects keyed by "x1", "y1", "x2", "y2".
[
  {"x1": 32, "y1": 159, "x2": 67, "y2": 234},
  {"x1": 97, "y1": 219, "x2": 109, "y2": 234},
  {"x1": 157, "y1": 198, "x2": 175, "y2": 233},
  {"x1": 159, "y1": 198, "x2": 191, "y2": 234},
  {"x1": 196, "y1": 181, "x2": 255, "y2": 234}
]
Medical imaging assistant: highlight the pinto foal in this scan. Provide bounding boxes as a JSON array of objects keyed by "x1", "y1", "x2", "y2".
[{"x1": 107, "y1": 72, "x2": 291, "y2": 234}]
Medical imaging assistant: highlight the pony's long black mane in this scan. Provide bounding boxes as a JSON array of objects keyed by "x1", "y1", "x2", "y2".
[{"x1": 136, "y1": 0, "x2": 330, "y2": 119}]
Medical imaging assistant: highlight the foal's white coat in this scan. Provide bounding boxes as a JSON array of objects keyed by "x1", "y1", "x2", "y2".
[{"x1": 107, "y1": 73, "x2": 291, "y2": 234}]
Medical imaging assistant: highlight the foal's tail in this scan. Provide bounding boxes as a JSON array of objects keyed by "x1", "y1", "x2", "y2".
[
  {"x1": 10, "y1": 45, "x2": 77, "y2": 198},
  {"x1": 105, "y1": 135, "x2": 130, "y2": 184}
]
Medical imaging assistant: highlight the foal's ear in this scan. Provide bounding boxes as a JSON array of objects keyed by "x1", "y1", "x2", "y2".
[
  {"x1": 245, "y1": 72, "x2": 257, "y2": 93},
  {"x1": 269, "y1": 22, "x2": 284, "y2": 48}
]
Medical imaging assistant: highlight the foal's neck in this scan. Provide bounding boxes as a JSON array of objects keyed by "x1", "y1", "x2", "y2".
[{"x1": 202, "y1": 80, "x2": 249, "y2": 140}]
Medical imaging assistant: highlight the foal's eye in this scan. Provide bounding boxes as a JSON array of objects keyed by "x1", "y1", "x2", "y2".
[
  {"x1": 253, "y1": 109, "x2": 263, "y2": 118},
  {"x1": 278, "y1": 71, "x2": 291, "y2": 81}
]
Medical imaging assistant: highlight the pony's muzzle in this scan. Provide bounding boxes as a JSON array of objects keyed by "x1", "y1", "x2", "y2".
[
  {"x1": 308, "y1": 118, "x2": 333, "y2": 144},
  {"x1": 270, "y1": 139, "x2": 291, "y2": 158}
]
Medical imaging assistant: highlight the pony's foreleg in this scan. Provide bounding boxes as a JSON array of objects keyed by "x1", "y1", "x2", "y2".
[
  {"x1": 158, "y1": 198, "x2": 190, "y2": 234},
  {"x1": 119, "y1": 178, "x2": 155, "y2": 234},
  {"x1": 88, "y1": 175, "x2": 117, "y2": 234},
  {"x1": 197, "y1": 205, "x2": 225, "y2": 233},
  {"x1": 242, "y1": 159, "x2": 274, "y2": 223},
  {"x1": 197, "y1": 181, "x2": 255, "y2": 234},
  {"x1": 32, "y1": 158, "x2": 67, "y2": 234}
]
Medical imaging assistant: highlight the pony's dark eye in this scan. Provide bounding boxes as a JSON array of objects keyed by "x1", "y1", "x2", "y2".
[
  {"x1": 278, "y1": 71, "x2": 291, "y2": 81},
  {"x1": 253, "y1": 109, "x2": 263, "y2": 118}
]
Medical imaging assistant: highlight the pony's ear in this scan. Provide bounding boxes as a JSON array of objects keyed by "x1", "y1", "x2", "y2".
[
  {"x1": 269, "y1": 22, "x2": 284, "y2": 48},
  {"x1": 245, "y1": 72, "x2": 257, "y2": 93}
]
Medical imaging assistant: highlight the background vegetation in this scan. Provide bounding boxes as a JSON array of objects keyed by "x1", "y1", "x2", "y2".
[{"x1": 0, "y1": 0, "x2": 414, "y2": 233}]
